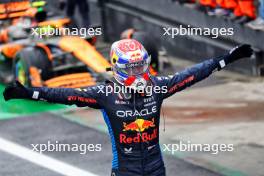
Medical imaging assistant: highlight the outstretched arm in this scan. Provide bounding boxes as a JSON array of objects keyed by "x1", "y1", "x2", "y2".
[
  {"x1": 3, "y1": 81, "x2": 105, "y2": 109},
  {"x1": 158, "y1": 44, "x2": 253, "y2": 99}
]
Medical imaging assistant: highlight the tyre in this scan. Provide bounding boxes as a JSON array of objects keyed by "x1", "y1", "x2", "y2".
[
  {"x1": 131, "y1": 32, "x2": 159, "y2": 72},
  {"x1": 13, "y1": 47, "x2": 51, "y2": 87}
]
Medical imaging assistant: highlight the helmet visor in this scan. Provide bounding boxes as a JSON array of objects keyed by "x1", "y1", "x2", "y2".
[{"x1": 117, "y1": 60, "x2": 150, "y2": 76}]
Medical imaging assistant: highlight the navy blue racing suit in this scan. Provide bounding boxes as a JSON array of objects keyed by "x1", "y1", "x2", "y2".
[{"x1": 27, "y1": 58, "x2": 222, "y2": 176}]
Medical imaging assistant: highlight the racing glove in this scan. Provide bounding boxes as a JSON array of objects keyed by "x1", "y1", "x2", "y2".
[
  {"x1": 3, "y1": 81, "x2": 34, "y2": 101},
  {"x1": 216, "y1": 44, "x2": 253, "y2": 70}
]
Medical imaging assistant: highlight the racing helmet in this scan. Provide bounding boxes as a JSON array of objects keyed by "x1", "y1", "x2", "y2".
[{"x1": 110, "y1": 39, "x2": 151, "y2": 90}]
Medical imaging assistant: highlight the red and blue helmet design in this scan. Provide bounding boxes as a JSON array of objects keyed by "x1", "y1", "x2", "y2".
[{"x1": 110, "y1": 39, "x2": 151, "y2": 89}]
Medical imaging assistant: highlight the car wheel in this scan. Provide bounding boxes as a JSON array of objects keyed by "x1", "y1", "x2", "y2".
[{"x1": 13, "y1": 47, "x2": 51, "y2": 87}]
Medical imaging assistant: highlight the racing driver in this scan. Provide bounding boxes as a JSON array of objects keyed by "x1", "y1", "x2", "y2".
[{"x1": 3, "y1": 39, "x2": 253, "y2": 176}]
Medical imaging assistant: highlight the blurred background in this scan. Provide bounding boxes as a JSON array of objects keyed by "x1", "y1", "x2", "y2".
[{"x1": 0, "y1": 0, "x2": 264, "y2": 176}]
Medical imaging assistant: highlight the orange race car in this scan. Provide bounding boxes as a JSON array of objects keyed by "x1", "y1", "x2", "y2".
[
  {"x1": 0, "y1": 0, "x2": 111, "y2": 88},
  {"x1": 0, "y1": 0, "x2": 48, "y2": 29},
  {"x1": 0, "y1": 30, "x2": 111, "y2": 88}
]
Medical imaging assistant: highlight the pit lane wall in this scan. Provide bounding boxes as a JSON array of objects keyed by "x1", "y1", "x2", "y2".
[{"x1": 101, "y1": 0, "x2": 264, "y2": 76}]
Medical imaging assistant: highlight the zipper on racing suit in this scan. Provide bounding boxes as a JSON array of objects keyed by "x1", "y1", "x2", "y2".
[{"x1": 134, "y1": 92, "x2": 149, "y2": 176}]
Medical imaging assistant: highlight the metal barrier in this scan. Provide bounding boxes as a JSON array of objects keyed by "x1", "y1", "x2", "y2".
[{"x1": 101, "y1": 0, "x2": 264, "y2": 76}]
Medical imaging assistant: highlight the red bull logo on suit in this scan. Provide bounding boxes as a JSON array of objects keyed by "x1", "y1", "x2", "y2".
[{"x1": 120, "y1": 118, "x2": 157, "y2": 144}]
